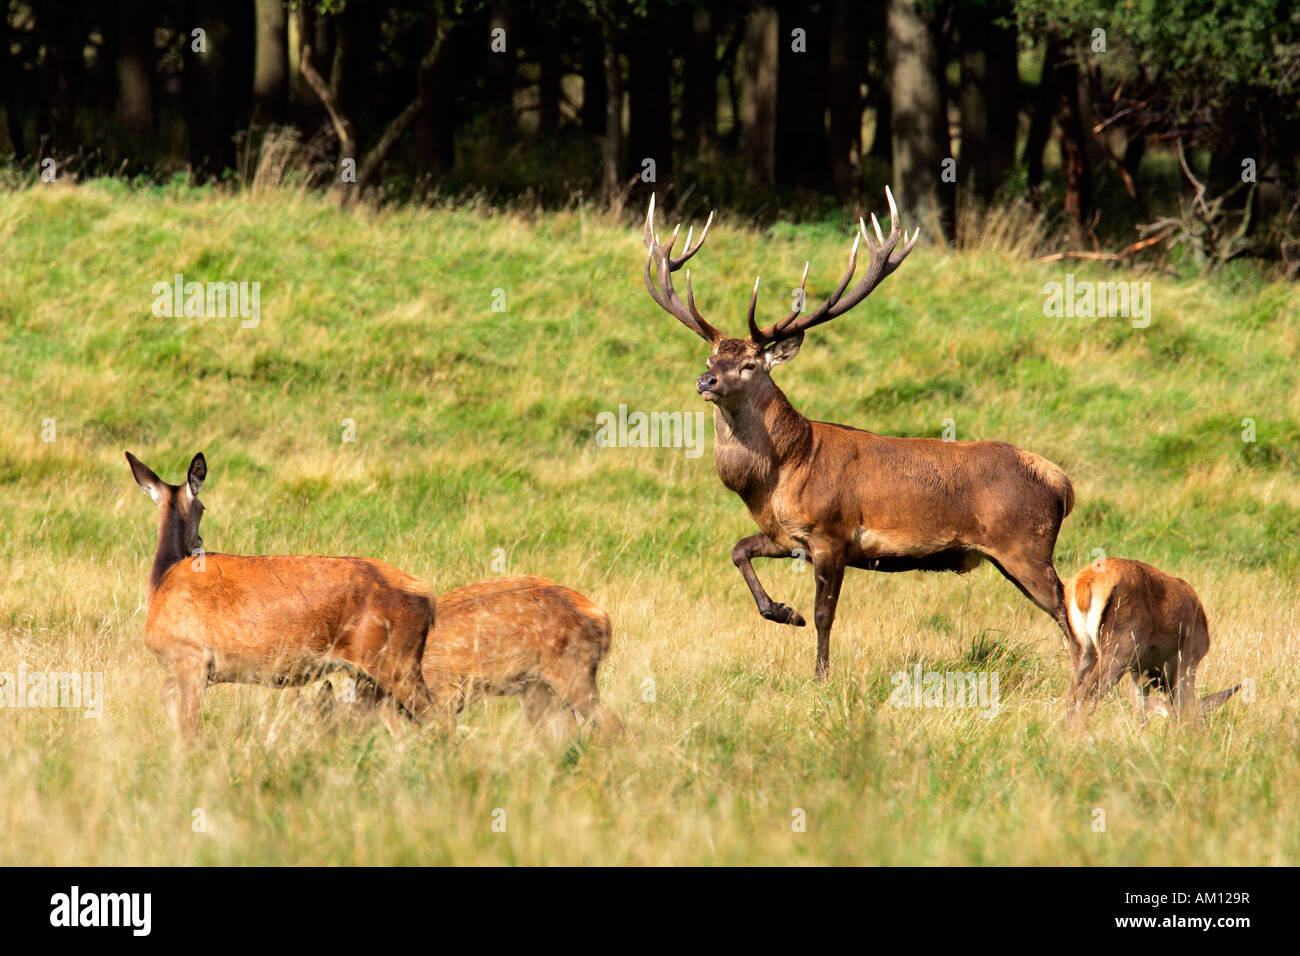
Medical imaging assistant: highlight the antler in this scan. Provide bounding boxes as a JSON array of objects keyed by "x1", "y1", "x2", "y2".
[
  {"x1": 749, "y1": 186, "x2": 920, "y2": 346},
  {"x1": 643, "y1": 194, "x2": 722, "y2": 344}
]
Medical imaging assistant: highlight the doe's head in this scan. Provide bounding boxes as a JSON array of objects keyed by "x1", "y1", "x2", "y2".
[{"x1": 125, "y1": 451, "x2": 207, "y2": 554}]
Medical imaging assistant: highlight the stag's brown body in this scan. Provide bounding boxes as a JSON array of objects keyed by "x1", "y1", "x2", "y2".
[
  {"x1": 420, "y1": 575, "x2": 622, "y2": 737},
  {"x1": 641, "y1": 190, "x2": 1076, "y2": 678},
  {"x1": 1064, "y1": 557, "x2": 1238, "y2": 720},
  {"x1": 128, "y1": 452, "x2": 434, "y2": 739},
  {"x1": 716, "y1": 389, "x2": 1074, "y2": 578}
]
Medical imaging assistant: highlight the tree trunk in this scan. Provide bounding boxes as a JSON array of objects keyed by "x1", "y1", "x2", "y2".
[
  {"x1": 600, "y1": 12, "x2": 623, "y2": 207},
  {"x1": 683, "y1": 7, "x2": 717, "y2": 157},
  {"x1": 35, "y1": 0, "x2": 87, "y2": 148},
  {"x1": 626, "y1": 7, "x2": 673, "y2": 185},
  {"x1": 485, "y1": 5, "x2": 516, "y2": 141},
  {"x1": 338, "y1": 0, "x2": 379, "y2": 145},
  {"x1": 740, "y1": 6, "x2": 778, "y2": 188},
  {"x1": 887, "y1": 0, "x2": 952, "y2": 239},
  {"x1": 958, "y1": 16, "x2": 991, "y2": 199},
  {"x1": 253, "y1": 0, "x2": 288, "y2": 125},
  {"x1": 958, "y1": 4, "x2": 1018, "y2": 201},
  {"x1": 1023, "y1": 35, "x2": 1060, "y2": 199},
  {"x1": 985, "y1": 8, "x2": 1018, "y2": 197},
  {"x1": 116, "y1": 0, "x2": 154, "y2": 136},
  {"x1": 868, "y1": 90, "x2": 892, "y2": 162},
  {"x1": 828, "y1": 0, "x2": 862, "y2": 196},
  {"x1": 1058, "y1": 56, "x2": 1093, "y2": 245},
  {"x1": 538, "y1": 27, "x2": 562, "y2": 135},
  {"x1": 413, "y1": 17, "x2": 460, "y2": 173},
  {"x1": 185, "y1": 0, "x2": 245, "y2": 176},
  {"x1": 581, "y1": 23, "x2": 606, "y2": 135},
  {"x1": 776, "y1": 4, "x2": 830, "y2": 186},
  {"x1": 0, "y1": 3, "x2": 25, "y2": 161}
]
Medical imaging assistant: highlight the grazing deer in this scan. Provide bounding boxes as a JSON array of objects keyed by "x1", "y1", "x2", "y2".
[
  {"x1": 341, "y1": 576, "x2": 622, "y2": 739},
  {"x1": 641, "y1": 189, "x2": 1076, "y2": 678},
  {"x1": 1064, "y1": 558, "x2": 1240, "y2": 722},
  {"x1": 126, "y1": 451, "x2": 435, "y2": 740}
]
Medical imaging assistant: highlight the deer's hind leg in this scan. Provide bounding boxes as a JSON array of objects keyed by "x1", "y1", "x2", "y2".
[
  {"x1": 519, "y1": 680, "x2": 576, "y2": 742},
  {"x1": 1130, "y1": 672, "x2": 1153, "y2": 723},
  {"x1": 562, "y1": 664, "x2": 624, "y2": 739},
  {"x1": 1084, "y1": 647, "x2": 1130, "y2": 719},
  {"x1": 537, "y1": 642, "x2": 624, "y2": 741}
]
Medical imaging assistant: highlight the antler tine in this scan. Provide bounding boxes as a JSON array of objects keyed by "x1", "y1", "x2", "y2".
[
  {"x1": 684, "y1": 269, "x2": 710, "y2": 329},
  {"x1": 663, "y1": 222, "x2": 681, "y2": 257},
  {"x1": 672, "y1": 210, "x2": 713, "y2": 269},
  {"x1": 757, "y1": 233, "x2": 861, "y2": 344},
  {"x1": 893, "y1": 225, "x2": 922, "y2": 265},
  {"x1": 746, "y1": 276, "x2": 763, "y2": 341},
  {"x1": 754, "y1": 261, "x2": 811, "y2": 343},
  {"x1": 752, "y1": 186, "x2": 917, "y2": 344},
  {"x1": 642, "y1": 195, "x2": 722, "y2": 343}
]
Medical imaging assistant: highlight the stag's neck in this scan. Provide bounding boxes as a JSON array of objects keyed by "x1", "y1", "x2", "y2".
[
  {"x1": 148, "y1": 509, "x2": 188, "y2": 597},
  {"x1": 713, "y1": 381, "x2": 813, "y2": 494}
]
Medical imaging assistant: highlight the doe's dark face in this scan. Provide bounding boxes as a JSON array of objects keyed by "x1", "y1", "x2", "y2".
[
  {"x1": 178, "y1": 490, "x2": 205, "y2": 554},
  {"x1": 696, "y1": 334, "x2": 804, "y2": 404},
  {"x1": 126, "y1": 451, "x2": 207, "y2": 554}
]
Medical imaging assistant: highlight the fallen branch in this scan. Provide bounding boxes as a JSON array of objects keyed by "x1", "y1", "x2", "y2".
[{"x1": 1037, "y1": 229, "x2": 1173, "y2": 263}]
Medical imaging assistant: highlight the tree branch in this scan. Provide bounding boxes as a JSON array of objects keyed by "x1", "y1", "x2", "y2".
[{"x1": 300, "y1": 44, "x2": 356, "y2": 183}]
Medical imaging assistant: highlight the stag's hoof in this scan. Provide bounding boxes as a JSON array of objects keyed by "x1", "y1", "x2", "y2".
[{"x1": 763, "y1": 603, "x2": 806, "y2": 627}]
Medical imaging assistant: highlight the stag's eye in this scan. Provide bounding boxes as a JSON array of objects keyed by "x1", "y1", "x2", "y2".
[{"x1": 740, "y1": 363, "x2": 756, "y2": 373}]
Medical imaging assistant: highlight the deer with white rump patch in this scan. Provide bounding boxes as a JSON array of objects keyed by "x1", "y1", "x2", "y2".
[
  {"x1": 641, "y1": 189, "x2": 1077, "y2": 679},
  {"x1": 1064, "y1": 557, "x2": 1240, "y2": 721},
  {"x1": 126, "y1": 451, "x2": 435, "y2": 740}
]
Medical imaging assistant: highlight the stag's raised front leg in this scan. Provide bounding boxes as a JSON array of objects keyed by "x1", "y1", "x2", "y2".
[
  {"x1": 732, "y1": 533, "x2": 806, "y2": 627},
  {"x1": 811, "y1": 555, "x2": 846, "y2": 681}
]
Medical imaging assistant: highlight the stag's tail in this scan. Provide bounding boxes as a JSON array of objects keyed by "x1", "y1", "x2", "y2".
[{"x1": 1200, "y1": 684, "x2": 1241, "y2": 713}]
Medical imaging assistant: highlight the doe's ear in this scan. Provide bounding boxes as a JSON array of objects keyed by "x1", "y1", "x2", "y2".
[
  {"x1": 764, "y1": 331, "x2": 804, "y2": 369},
  {"x1": 186, "y1": 453, "x2": 207, "y2": 497},
  {"x1": 125, "y1": 451, "x2": 165, "y2": 503}
]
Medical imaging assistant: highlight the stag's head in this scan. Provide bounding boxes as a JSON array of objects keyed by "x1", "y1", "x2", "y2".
[
  {"x1": 642, "y1": 190, "x2": 919, "y2": 408},
  {"x1": 126, "y1": 451, "x2": 207, "y2": 554}
]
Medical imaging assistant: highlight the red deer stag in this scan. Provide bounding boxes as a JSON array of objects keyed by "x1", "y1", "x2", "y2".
[
  {"x1": 126, "y1": 451, "x2": 435, "y2": 740},
  {"x1": 1064, "y1": 558, "x2": 1240, "y2": 722},
  {"x1": 641, "y1": 190, "x2": 1076, "y2": 679}
]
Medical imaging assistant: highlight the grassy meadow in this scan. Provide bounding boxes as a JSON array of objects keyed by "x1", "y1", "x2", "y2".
[{"x1": 1, "y1": 181, "x2": 1298, "y2": 865}]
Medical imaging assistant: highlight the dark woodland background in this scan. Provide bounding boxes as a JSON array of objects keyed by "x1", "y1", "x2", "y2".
[{"x1": 2, "y1": 1, "x2": 1298, "y2": 269}]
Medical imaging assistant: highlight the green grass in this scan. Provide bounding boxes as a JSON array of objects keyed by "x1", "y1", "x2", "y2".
[{"x1": 0, "y1": 181, "x2": 1297, "y2": 864}]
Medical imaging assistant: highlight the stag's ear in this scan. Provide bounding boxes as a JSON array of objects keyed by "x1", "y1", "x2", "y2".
[
  {"x1": 126, "y1": 451, "x2": 166, "y2": 503},
  {"x1": 186, "y1": 453, "x2": 207, "y2": 497},
  {"x1": 764, "y1": 332, "x2": 804, "y2": 368}
]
